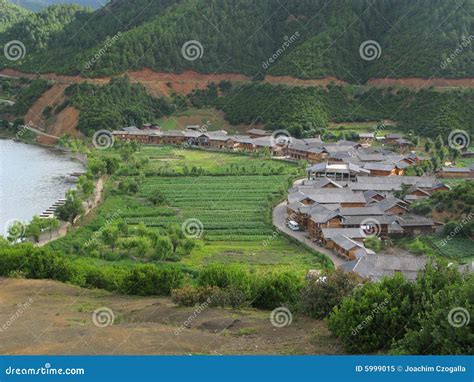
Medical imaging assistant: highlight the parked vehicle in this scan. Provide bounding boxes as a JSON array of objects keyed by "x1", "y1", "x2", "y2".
[{"x1": 287, "y1": 220, "x2": 300, "y2": 231}]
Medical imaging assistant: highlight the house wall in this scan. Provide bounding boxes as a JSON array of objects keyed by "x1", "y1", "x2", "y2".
[
  {"x1": 340, "y1": 202, "x2": 366, "y2": 208},
  {"x1": 439, "y1": 171, "x2": 471, "y2": 179}
]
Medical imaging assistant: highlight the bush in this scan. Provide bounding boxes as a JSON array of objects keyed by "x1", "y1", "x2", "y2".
[
  {"x1": 327, "y1": 273, "x2": 415, "y2": 353},
  {"x1": 253, "y1": 271, "x2": 303, "y2": 310},
  {"x1": 122, "y1": 264, "x2": 185, "y2": 296},
  {"x1": 300, "y1": 269, "x2": 363, "y2": 319},
  {"x1": 198, "y1": 264, "x2": 255, "y2": 299},
  {"x1": 171, "y1": 285, "x2": 220, "y2": 306}
]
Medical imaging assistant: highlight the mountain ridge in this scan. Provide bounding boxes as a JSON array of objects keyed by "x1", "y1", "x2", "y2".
[{"x1": 0, "y1": 0, "x2": 473, "y2": 83}]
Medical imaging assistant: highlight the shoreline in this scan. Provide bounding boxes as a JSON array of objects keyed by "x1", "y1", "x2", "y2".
[{"x1": 1, "y1": 138, "x2": 88, "y2": 239}]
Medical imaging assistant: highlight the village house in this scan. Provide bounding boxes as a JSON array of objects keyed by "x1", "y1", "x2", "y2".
[
  {"x1": 384, "y1": 133, "x2": 403, "y2": 145},
  {"x1": 248, "y1": 128, "x2": 270, "y2": 138},
  {"x1": 340, "y1": 253, "x2": 428, "y2": 281},
  {"x1": 307, "y1": 162, "x2": 370, "y2": 181},
  {"x1": 439, "y1": 166, "x2": 474, "y2": 179}
]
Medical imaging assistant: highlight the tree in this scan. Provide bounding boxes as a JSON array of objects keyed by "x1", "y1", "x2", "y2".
[
  {"x1": 149, "y1": 189, "x2": 166, "y2": 205},
  {"x1": 25, "y1": 216, "x2": 43, "y2": 243},
  {"x1": 101, "y1": 225, "x2": 119, "y2": 250},
  {"x1": 394, "y1": 183, "x2": 411, "y2": 200},
  {"x1": 300, "y1": 269, "x2": 363, "y2": 319},
  {"x1": 46, "y1": 217, "x2": 60, "y2": 239},
  {"x1": 434, "y1": 134, "x2": 444, "y2": 151},
  {"x1": 392, "y1": 264, "x2": 472, "y2": 355},
  {"x1": 55, "y1": 190, "x2": 84, "y2": 223},
  {"x1": 152, "y1": 236, "x2": 173, "y2": 261},
  {"x1": 78, "y1": 175, "x2": 94, "y2": 197},
  {"x1": 364, "y1": 236, "x2": 382, "y2": 252},
  {"x1": 424, "y1": 138, "x2": 434, "y2": 153},
  {"x1": 327, "y1": 273, "x2": 415, "y2": 353}
]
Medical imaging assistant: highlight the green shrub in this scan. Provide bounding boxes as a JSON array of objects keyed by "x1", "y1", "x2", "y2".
[
  {"x1": 253, "y1": 271, "x2": 303, "y2": 310},
  {"x1": 122, "y1": 264, "x2": 185, "y2": 296},
  {"x1": 300, "y1": 269, "x2": 363, "y2": 319}
]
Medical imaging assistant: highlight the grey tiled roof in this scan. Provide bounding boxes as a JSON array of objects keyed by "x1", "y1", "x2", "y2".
[{"x1": 340, "y1": 253, "x2": 428, "y2": 281}]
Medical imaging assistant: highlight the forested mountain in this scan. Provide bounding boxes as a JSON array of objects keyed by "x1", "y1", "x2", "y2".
[
  {"x1": 13, "y1": 0, "x2": 104, "y2": 12},
  {"x1": 0, "y1": 0, "x2": 473, "y2": 82},
  {"x1": 0, "y1": 0, "x2": 31, "y2": 33}
]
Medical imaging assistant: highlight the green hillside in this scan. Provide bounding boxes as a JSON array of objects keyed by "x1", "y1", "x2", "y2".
[
  {"x1": 0, "y1": 0, "x2": 31, "y2": 33},
  {"x1": 0, "y1": 0, "x2": 473, "y2": 82},
  {"x1": 15, "y1": 0, "x2": 103, "y2": 12}
]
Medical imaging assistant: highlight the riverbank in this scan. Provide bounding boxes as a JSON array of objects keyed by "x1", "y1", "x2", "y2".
[
  {"x1": 0, "y1": 139, "x2": 86, "y2": 236},
  {"x1": 36, "y1": 176, "x2": 104, "y2": 247}
]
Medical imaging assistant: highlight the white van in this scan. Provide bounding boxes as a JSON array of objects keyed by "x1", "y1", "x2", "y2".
[{"x1": 287, "y1": 220, "x2": 300, "y2": 231}]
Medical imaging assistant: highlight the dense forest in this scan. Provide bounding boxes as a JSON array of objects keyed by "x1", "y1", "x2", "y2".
[
  {"x1": 65, "y1": 76, "x2": 173, "y2": 135},
  {"x1": 0, "y1": 0, "x2": 473, "y2": 81},
  {"x1": 0, "y1": 0, "x2": 31, "y2": 33},
  {"x1": 212, "y1": 83, "x2": 474, "y2": 139},
  {"x1": 14, "y1": 0, "x2": 103, "y2": 12}
]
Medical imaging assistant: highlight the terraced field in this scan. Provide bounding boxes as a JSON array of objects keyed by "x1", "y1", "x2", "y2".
[
  {"x1": 135, "y1": 176, "x2": 283, "y2": 241},
  {"x1": 50, "y1": 147, "x2": 329, "y2": 272}
]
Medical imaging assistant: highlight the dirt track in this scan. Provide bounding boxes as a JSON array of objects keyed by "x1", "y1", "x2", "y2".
[{"x1": 0, "y1": 278, "x2": 344, "y2": 355}]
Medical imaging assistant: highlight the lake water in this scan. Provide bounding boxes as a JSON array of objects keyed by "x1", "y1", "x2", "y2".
[{"x1": 0, "y1": 140, "x2": 84, "y2": 235}]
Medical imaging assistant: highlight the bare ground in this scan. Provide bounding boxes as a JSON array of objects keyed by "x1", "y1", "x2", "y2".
[{"x1": 0, "y1": 278, "x2": 344, "y2": 355}]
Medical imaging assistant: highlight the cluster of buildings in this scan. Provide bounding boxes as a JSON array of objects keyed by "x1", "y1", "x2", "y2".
[
  {"x1": 112, "y1": 126, "x2": 430, "y2": 172},
  {"x1": 286, "y1": 175, "x2": 449, "y2": 261}
]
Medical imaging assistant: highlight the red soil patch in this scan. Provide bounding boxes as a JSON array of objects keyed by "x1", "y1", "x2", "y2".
[
  {"x1": 367, "y1": 77, "x2": 474, "y2": 88},
  {"x1": 23, "y1": 83, "x2": 83, "y2": 144},
  {"x1": 24, "y1": 83, "x2": 68, "y2": 126},
  {"x1": 127, "y1": 68, "x2": 250, "y2": 97}
]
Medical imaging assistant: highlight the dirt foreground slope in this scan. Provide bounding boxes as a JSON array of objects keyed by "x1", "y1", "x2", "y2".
[{"x1": 0, "y1": 277, "x2": 343, "y2": 355}]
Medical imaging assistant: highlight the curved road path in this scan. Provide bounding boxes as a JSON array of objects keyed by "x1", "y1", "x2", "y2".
[{"x1": 272, "y1": 202, "x2": 346, "y2": 268}]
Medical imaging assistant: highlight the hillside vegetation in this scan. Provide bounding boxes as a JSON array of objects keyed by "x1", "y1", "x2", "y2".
[
  {"x1": 0, "y1": 0, "x2": 31, "y2": 33},
  {"x1": 15, "y1": 0, "x2": 103, "y2": 12},
  {"x1": 0, "y1": 0, "x2": 473, "y2": 81}
]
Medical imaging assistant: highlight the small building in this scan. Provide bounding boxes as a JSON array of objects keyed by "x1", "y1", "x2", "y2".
[
  {"x1": 384, "y1": 133, "x2": 403, "y2": 145},
  {"x1": 248, "y1": 128, "x2": 270, "y2": 138},
  {"x1": 328, "y1": 234, "x2": 375, "y2": 260},
  {"x1": 398, "y1": 215, "x2": 440, "y2": 236},
  {"x1": 307, "y1": 162, "x2": 370, "y2": 181},
  {"x1": 439, "y1": 167, "x2": 473, "y2": 179}
]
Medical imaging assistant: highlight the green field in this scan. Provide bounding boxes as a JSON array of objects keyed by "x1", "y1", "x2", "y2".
[
  {"x1": 156, "y1": 108, "x2": 246, "y2": 134},
  {"x1": 138, "y1": 146, "x2": 301, "y2": 175},
  {"x1": 49, "y1": 147, "x2": 329, "y2": 272}
]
